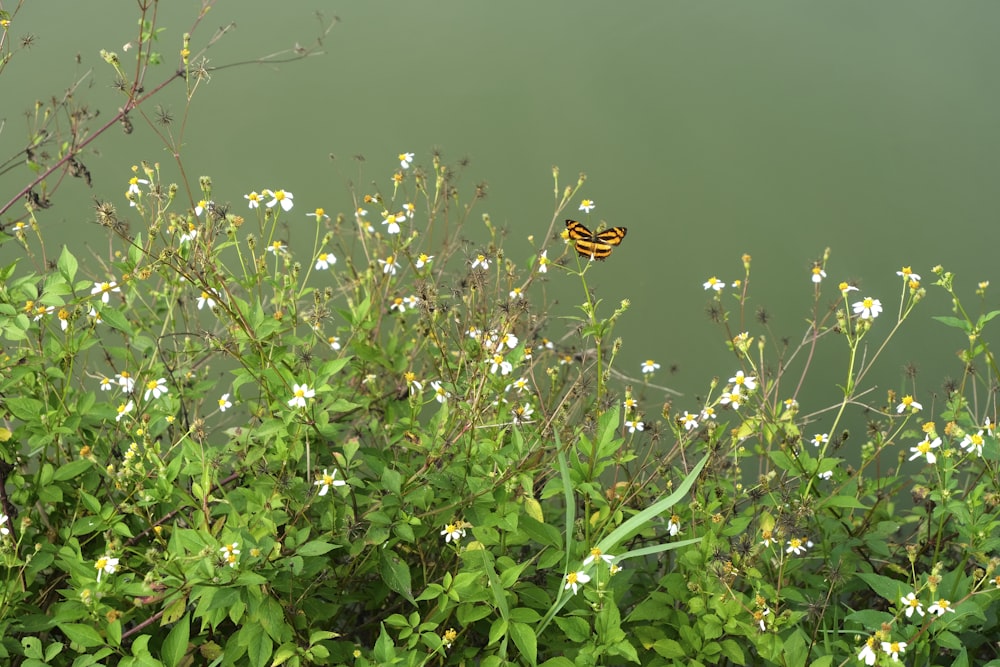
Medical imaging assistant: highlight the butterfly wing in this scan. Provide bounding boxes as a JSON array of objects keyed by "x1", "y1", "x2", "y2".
[{"x1": 565, "y1": 219, "x2": 627, "y2": 260}]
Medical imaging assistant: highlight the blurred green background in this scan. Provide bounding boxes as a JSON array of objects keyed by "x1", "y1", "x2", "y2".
[{"x1": 3, "y1": 1, "x2": 999, "y2": 424}]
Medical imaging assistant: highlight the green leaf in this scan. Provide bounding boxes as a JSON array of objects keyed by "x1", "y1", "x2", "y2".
[
  {"x1": 519, "y1": 514, "x2": 562, "y2": 548},
  {"x1": 53, "y1": 458, "x2": 92, "y2": 481},
  {"x1": 295, "y1": 540, "x2": 337, "y2": 557},
  {"x1": 57, "y1": 246, "x2": 78, "y2": 283},
  {"x1": 244, "y1": 626, "x2": 272, "y2": 667},
  {"x1": 97, "y1": 307, "x2": 134, "y2": 336},
  {"x1": 843, "y1": 609, "x2": 894, "y2": 628},
  {"x1": 979, "y1": 309, "x2": 1000, "y2": 326},
  {"x1": 6, "y1": 396, "x2": 44, "y2": 421},
  {"x1": 379, "y1": 549, "x2": 415, "y2": 605},
  {"x1": 161, "y1": 596, "x2": 187, "y2": 626},
  {"x1": 553, "y1": 617, "x2": 590, "y2": 643},
  {"x1": 651, "y1": 638, "x2": 685, "y2": 658},
  {"x1": 106, "y1": 620, "x2": 122, "y2": 647},
  {"x1": 161, "y1": 614, "x2": 189, "y2": 667},
  {"x1": 509, "y1": 621, "x2": 537, "y2": 666},
  {"x1": 58, "y1": 623, "x2": 105, "y2": 648},
  {"x1": 509, "y1": 607, "x2": 542, "y2": 623},
  {"x1": 607, "y1": 638, "x2": 639, "y2": 663},
  {"x1": 856, "y1": 572, "x2": 906, "y2": 605},
  {"x1": 22, "y1": 637, "x2": 43, "y2": 659},
  {"x1": 719, "y1": 638, "x2": 746, "y2": 665},
  {"x1": 932, "y1": 315, "x2": 970, "y2": 331},
  {"x1": 381, "y1": 467, "x2": 402, "y2": 495},
  {"x1": 373, "y1": 625, "x2": 396, "y2": 664},
  {"x1": 596, "y1": 453, "x2": 708, "y2": 557},
  {"x1": 819, "y1": 495, "x2": 869, "y2": 509},
  {"x1": 488, "y1": 618, "x2": 508, "y2": 647}
]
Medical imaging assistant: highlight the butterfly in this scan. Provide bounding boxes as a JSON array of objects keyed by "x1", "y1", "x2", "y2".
[{"x1": 565, "y1": 219, "x2": 628, "y2": 260}]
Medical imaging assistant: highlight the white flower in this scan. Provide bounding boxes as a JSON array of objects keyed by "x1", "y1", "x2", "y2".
[
  {"x1": 507, "y1": 377, "x2": 529, "y2": 394},
  {"x1": 430, "y1": 381, "x2": 451, "y2": 404},
  {"x1": 95, "y1": 555, "x2": 120, "y2": 582},
  {"x1": 810, "y1": 433, "x2": 829, "y2": 448},
  {"x1": 415, "y1": 253, "x2": 434, "y2": 268},
  {"x1": 378, "y1": 255, "x2": 400, "y2": 276},
  {"x1": 754, "y1": 607, "x2": 770, "y2": 632},
  {"x1": 144, "y1": 378, "x2": 168, "y2": 401},
  {"x1": 219, "y1": 542, "x2": 240, "y2": 568},
  {"x1": 641, "y1": 359, "x2": 660, "y2": 374},
  {"x1": 511, "y1": 403, "x2": 534, "y2": 424},
  {"x1": 266, "y1": 189, "x2": 294, "y2": 211},
  {"x1": 306, "y1": 208, "x2": 330, "y2": 223},
  {"x1": 858, "y1": 638, "x2": 878, "y2": 666},
  {"x1": 896, "y1": 395, "x2": 922, "y2": 413},
  {"x1": 399, "y1": 152, "x2": 414, "y2": 169},
  {"x1": 960, "y1": 430, "x2": 985, "y2": 457},
  {"x1": 288, "y1": 383, "x2": 315, "y2": 409},
  {"x1": 785, "y1": 537, "x2": 811, "y2": 555},
  {"x1": 91, "y1": 280, "x2": 121, "y2": 304},
  {"x1": 728, "y1": 370, "x2": 757, "y2": 392},
  {"x1": 179, "y1": 223, "x2": 198, "y2": 244},
  {"x1": 441, "y1": 523, "x2": 465, "y2": 543},
  {"x1": 315, "y1": 253, "x2": 337, "y2": 270},
  {"x1": 679, "y1": 411, "x2": 698, "y2": 431},
  {"x1": 703, "y1": 277, "x2": 725, "y2": 292},
  {"x1": 901, "y1": 592, "x2": 924, "y2": 618},
  {"x1": 244, "y1": 191, "x2": 263, "y2": 209},
  {"x1": 537, "y1": 250, "x2": 549, "y2": 273},
  {"x1": 0, "y1": 514, "x2": 9, "y2": 536},
  {"x1": 314, "y1": 468, "x2": 347, "y2": 496},
  {"x1": 582, "y1": 547, "x2": 614, "y2": 566},
  {"x1": 382, "y1": 211, "x2": 405, "y2": 235},
  {"x1": 197, "y1": 291, "x2": 217, "y2": 310},
  {"x1": 405, "y1": 372, "x2": 422, "y2": 393},
  {"x1": 579, "y1": 199, "x2": 595, "y2": 213},
  {"x1": 489, "y1": 355, "x2": 513, "y2": 376},
  {"x1": 564, "y1": 570, "x2": 591, "y2": 595},
  {"x1": 100, "y1": 376, "x2": 113, "y2": 391},
  {"x1": 116, "y1": 401, "x2": 134, "y2": 422},
  {"x1": 127, "y1": 175, "x2": 148, "y2": 195},
  {"x1": 927, "y1": 599, "x2": 955, "y2": 616},
  {"x1": 667, "y1": 514, "x2": 681, "y2": 536},
  {"x1": 908, "y1": 435, "x2": 941, "y2": 464},
  {"x1": 811, "y1": 266, "x2": 826, "y2": 283},
  {"x1": 471, "y1": 254, "x2": 490, "y2": 270},
  {"x1": 719, "y1": 387, "x2": 743, "y2": 410},
  {"x1": 218, "y1": 393, "x2": 232, "y2": 412},
  {"x1": 111, "y1": 370, "x2": 134, "y2": 394},
  {"x1": 328, "y1": 336, "x2": 341, "y2": 351},
  {"x1": 625, "y1": 419, "x2": 644, "y2": 434},
  {"x1": 494, "y1": 332, "x2": 518, "y2": 351},
  {"x1": 881, "y1": 641, "x2": 907, "y2": 662},
  {"x1": 852, "y1": 297, "x2": 882, "y2": 320}
]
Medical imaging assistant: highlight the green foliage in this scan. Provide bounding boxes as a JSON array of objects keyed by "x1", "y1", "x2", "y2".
[{"x1": 2, "y1": 5, "x2": 1000, "y2": 667}]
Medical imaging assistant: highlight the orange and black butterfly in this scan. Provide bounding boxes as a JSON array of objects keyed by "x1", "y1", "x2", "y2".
[{"x1": 565, "y1": 219, "x2": 627, "y2": 261}]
